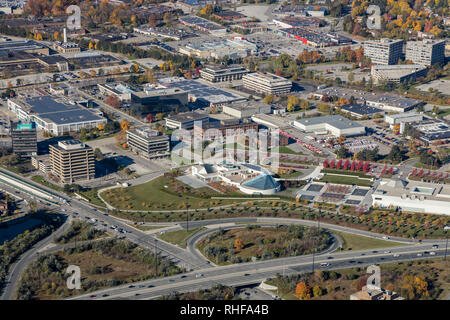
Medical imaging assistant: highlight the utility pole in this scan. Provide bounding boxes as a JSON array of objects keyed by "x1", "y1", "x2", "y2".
[
  {"x1": 154, "y1": 239, "x2": 158, "y2": 276},
  {"x1": 445, "y1": 227, "x2": 448, "y2": 261}
]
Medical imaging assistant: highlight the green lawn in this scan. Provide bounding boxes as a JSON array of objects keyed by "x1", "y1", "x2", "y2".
[
  {"x1": 334, "y1": 231, "x2": 402, "y2": 251},
  {"x1": 272, "y1": 145, "x2": 304, "y2": 155},
  {"x1": 278, "y1": 171, "x2": 303, "y2": 179},
  {"x1": 158, "y1": 228, "x2": 204, "y2": 248},
  {"x1": 100, "y1": 176, "x2": 243, "y2": 211},
  {"x1": 413, "y1": 162, "x2": 440, "y2": 170},
  {"x1": 77, "y1": 188, "x2": 106, "y2": 208},
  {"x1": 31, "y1": 176, "x2": 64, "y2": 192},
  {"x1": 316, "y1": 173, "x2": 373, "y2": 187}
]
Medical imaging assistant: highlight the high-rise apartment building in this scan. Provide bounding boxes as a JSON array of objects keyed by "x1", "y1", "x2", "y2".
[
  {"x1": 364, "y1": 39, "x2": 403, "y2": 65},
  {"x1": 405, "y1": 39, "x2": 446, "y2": 65}
]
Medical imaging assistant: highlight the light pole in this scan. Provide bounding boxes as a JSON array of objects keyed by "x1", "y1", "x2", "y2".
[{"x1": 444, "y1": 226, "x2": 449, "y2": 261}]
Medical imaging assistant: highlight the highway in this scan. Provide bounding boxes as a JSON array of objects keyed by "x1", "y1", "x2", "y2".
[
  {"x1": 70, "y1": 243, "x2": 447, "y2": 300},
  {"x1": 0, "y1": 166, "x2": 448, "y2": 301}
]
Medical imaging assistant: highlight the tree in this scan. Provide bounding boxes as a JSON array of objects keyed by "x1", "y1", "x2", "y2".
[
  {"x1": 105, "y1": 95, "x2": 121, "y2": 109},
  {"x1": 234, "y1": 238, "x2": 244, "y2": 251},
  {"x1": 312, "y1": 285, "x2": 322, "y2": 297},
  {"x1": 264, "y1": 95, "x2": 274, "y2": 104},
  {"x1": 120, "y1": 120, "x2": 130, "y2": 131},
  {"x1": 295, "y1": 282, "x2": 311, "y2": 300}
]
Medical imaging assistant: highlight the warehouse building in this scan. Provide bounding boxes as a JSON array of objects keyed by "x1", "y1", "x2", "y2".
[
  {"x1": 49, "y1": 140, "x2": 95, "y2": 183},
  {"x1": 243, "y1": 72, "x2": 292, "y2": 96},
  {"x1": 293, "y1": 115, "x2": 366, "y2": 137},
  {"x1": 178, "y1": 16, "x2": 227, "y2": 35},
  {"x1": 384, "y1": 112, "x2": 423, "y2": 126},
  {"x1": 7, "y1": 96, "x2": 107, "y2": 135},
  {"x1": 126, "y1": 127, "x2": 170, "y2": 159}
]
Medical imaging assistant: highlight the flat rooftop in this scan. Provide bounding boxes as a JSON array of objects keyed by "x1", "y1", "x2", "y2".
[
  {"x1": 295, "y1": 115, "x2": 364, "y2": 130},
  {"x1": 166, "y1": 111, "x2": 209, "y2": 123},
  {"x1": 341, "y1": 103, "x2": 382, "y2": 115},
  {"x1": 13, "y1": 96, "x2": 105, "y2": 125}
]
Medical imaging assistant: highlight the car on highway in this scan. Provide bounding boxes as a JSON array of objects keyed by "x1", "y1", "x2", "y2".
[
  {"x1": 102, "y1": 294, "x2": 109, "y2": 297},
  {"x1": 432, "y1": 244, "x2": 439, "y2": 249},
  {"x1": 417, "y1": 253, "x2": 422, "y2": 257},
  {"x1": 393, "y1": 254, "x2": 400, "y2": 258},
  {"x1": 430, "y1": 252, "x2": 436, "y2": 255},
  {"x1": 89, "y1": 295, "x2": 96, "y2": 298},
  {"x1": 320, "y1": 262, "x2": 330, "y2": 267},
  {"x1": 384, "y1": 251, "x2": 391, "y2": 254},
  {"x1": 195, "y1": 273, "x2": 203, "y2": 278}
]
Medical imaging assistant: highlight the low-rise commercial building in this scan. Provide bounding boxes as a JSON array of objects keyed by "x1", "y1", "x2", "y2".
[
  {"x1": 49, "y1": 140, "x2": 95, "y2": 183},
  {"x1": 412, "y1": 119, "x2": 450, "y2": 145},
  {"x1": 131, "y1": 86, "x2": 189, "y2": 116},
  {"x1": 126, "y1": 127, "x2": 170, "y2": 159},
  {"x1": 384, "y1": 112, "x2": 423, "y2": 125},
  {"x1": 293, "y1": 115, "x2": 366, "y2": 137},
  {"x1": 98, "y1": 83, "x2": 134, "y2": 101},
  {"x1": 242, "y1": 72, "x2": 292, "y2": 96},
  {"x1": 165, "y1": 111, "x2": 209, "y2": 130},
  {"x1": 178, "y1": 16, "x2": 227, "y2": 35},
  {"x1": 223, "y1": 101, "x2": 272, "y2": 119}
]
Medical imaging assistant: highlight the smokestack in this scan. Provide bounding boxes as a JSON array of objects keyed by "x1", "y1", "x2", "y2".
[{"x1": 63, "y1": 28, "x2": 67, "y2": 43}]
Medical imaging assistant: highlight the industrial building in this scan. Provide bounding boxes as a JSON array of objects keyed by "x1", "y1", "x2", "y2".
[
  {"x1": 165, "y1": 111, "x2": 210, "y2": 130},
  {"x1": 222, "y1": 101, "x2": 272, "y2": 119},
  {"x1": 273, "y1": 17, "x2": 324, "y2": 28},
  {"x1": 7, "y1": 96, "x2": 107, "y2": 136},
  {"x1": 49, "y1": 140, "x2": 95, "y2": 183},
  {"x1": 242, "y1": 72, "x2": 292, "y2": 96},
  {"x1": 200, "y1": 65, "x2": 250, "y2": 83},
  {"x1": 405, "y1": 39, "x2": 446, "y2": 66},
  {"x1": 126, "y1": 127, "x2": 170, "y2": 159},
  {"x1": 293, "y1": 115, "x2": 366, "y2": 137},
  {"x1": 371, "y1": 64, "x2": 428, "y2": 84},
  {"x1": 10, "y1": 121, "x2": 37, "y2": 158},
  {"x1": 364, "y1": 39, "x2": 403, "y2": 65}
]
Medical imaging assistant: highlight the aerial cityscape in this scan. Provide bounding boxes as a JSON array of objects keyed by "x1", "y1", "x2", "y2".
[{"x1": 0, "y1": 0, "x2": 449, "y2": 309}]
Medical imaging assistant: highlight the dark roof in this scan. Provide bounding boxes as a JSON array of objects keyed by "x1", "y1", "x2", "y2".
[{"x1": 24, "y1": 96, "x2": 104, "y2": 125}]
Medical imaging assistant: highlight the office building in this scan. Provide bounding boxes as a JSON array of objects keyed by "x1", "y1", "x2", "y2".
[
  {"x1": 384, "y1": 112, "x2": 423, "y2": 126},
  {"x1": 131, "y1": 86, "x2": 188, "y2": 116},
  {"x1": 49, "y1": 140, "x2": 95, "y2": 183},
  {"x1": 405, "y1": 39, "x2": 446, "y2": 65},
  {"x1": 364, "y1": 39, "x2": 403, "y2": 65},
  {"x1": 98, "y1": 83, "x2": 134, "y2": 102},
  {"x1": 200, "y1": 65, "x2": 250, "y2": 83},
  {"x1": 242, "y1": 72, "x2": 292, "y2": 95},
  {"x1": 126, "y1": 127, "x2": 170, "y2": 159},
  {"x1": 10, "y1": 121, "x2": 37, "y2": 158}
]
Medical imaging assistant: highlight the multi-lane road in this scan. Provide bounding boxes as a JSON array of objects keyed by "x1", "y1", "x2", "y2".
[{"x1": 0, "y1": 167, "x2": 448, "y2": 301}]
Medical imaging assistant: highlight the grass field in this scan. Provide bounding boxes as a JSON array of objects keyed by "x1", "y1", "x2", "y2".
[
  {"x1": 100, "y1": 176, "x2": 247, "y2": 211},
  {"x1": 158, "y1": 228, "x2": 204, "y2": 248},
  {"x1": 31, "y1": 176, "x2": 64, "y2": 192},
  {"x1": 334, "y1": 231, "x2": 402, "y2": 251},
  {"x1": 272, "y1": 146, "x2": 304, "y2": 155},
  {"x1": 316, "y1": 173, "x2": 373, "y2": 187},
  {"x1": 77, "y1": 188, "x2": 106, "y2": 207}
]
